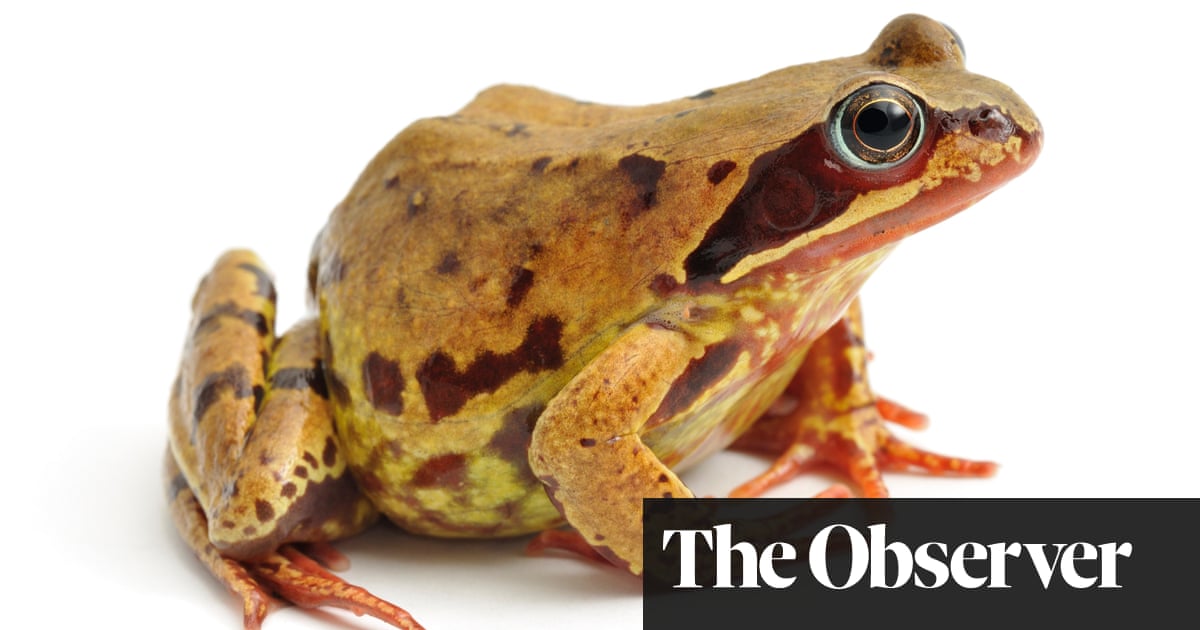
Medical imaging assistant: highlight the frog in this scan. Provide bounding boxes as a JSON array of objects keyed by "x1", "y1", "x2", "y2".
[{"x1": 165, "y1": 14, "x2": 1040, "y2": 629}]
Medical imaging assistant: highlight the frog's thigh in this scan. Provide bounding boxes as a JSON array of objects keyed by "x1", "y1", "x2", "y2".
[
  {"x1": 529, "y1": 322, "x2": 701, "y2": 575},
  {"x1": 212, "y1": 317, "x2": 379, "y2": 557},
  {"x1": 168, "y1": 251, "x2": 375, "y2": 561}
]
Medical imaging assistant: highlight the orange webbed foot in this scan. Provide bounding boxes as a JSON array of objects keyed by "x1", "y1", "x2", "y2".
[
  {"x1": 248, "y1": 543, "x2": 425, "y2": 630},
  {"x1": 732, "y1": 397, "x2": 996, "y2": 498}
]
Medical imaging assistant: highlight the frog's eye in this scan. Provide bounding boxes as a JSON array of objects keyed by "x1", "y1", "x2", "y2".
[{"x1": 830, "y1": 84, "x2": 925, "y2": 170}]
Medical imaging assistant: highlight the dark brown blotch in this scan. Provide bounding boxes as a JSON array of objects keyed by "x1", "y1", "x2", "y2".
[
  {"x1": 531, "y1": 156, "x2": 552, "y2": 174},
  {"x1": 326, "y1": 370, "x2": 351, "y2": 406},
  {"x1": 280, "y1": 482, "x2": 297, "y2": 498},
  {"x1": 618, "y1": 153, "x2": 667, "y2": 214},
  {"x1": 416, "y1": 316, "x2": 564, "y2": 421},
  {"x1": 383, "y1": 175, "x2": 400, "y2": 190},
  {"x1": 271, "y1": 365, "x2": 329, "y2": 399},
  {"x1": 193, "y1": 301, "x2": 270, "y2": 338},
  {"x1": 322, "y1": 436, "x2": 339, "y2": 468},
  {"x1": 412, "y1": 453, "x2": 468, "y2": 489},
  {"x1": 237, "y1": 262, "x2": 277, "y2": 302},
  {"x1": 255, "y1": 499, "x2": 275, "y2": 523},
  {"x1": 293, "y1": 465, "x2": 308, "y2": 479},
  {"x1": 506, "y1": 266, "x2": 535, "y2": 309},
  {"x1": 649, "y1": 339, "x2": 741, "y2": 426},
  {"x1": 303, "y1": 452, "x2": 319, "y2": 469},
  {"x1": 192, "y1": 363, "x2": 255, "y2": 424},
  {"x1": 689, "y1": 89, "x2": 716, "y2": 100},
  {"x1": 580, "y1": 438, "x2": 596, "y2": 448},
  {"x1": 437, "y1": 252, "x2": 461, "y2": 275},
  {"x1": 362, "y1": 351, "x2": 405, "y2": 415},
  {"x1": 707, "y1": 160, "x2": 737, "y2": 185}
]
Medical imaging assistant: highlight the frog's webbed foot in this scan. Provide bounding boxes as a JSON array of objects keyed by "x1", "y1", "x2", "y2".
[
  {"x1": 731, "y1": 396, "x2": 995, "y2": 497},
  {"x1": 248, "y1": 544, "x2": 424, "y2": 630},
  {"x1": 168, "y1": 454, "x2": 423, "y2": 629},
  {"x1": 731, "y1": 299, "x2": 996, "y2": 498}
]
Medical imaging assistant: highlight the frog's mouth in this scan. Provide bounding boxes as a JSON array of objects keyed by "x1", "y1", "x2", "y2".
[{"x1": 790, "y1": 121, "x2": 1042, "y2": 271}]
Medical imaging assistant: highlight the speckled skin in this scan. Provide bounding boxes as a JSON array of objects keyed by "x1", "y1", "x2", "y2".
[{"x1": 166, "y1": 14, "x2": 1040, "y2": 629}]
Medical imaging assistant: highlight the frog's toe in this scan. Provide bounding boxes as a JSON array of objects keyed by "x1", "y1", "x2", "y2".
[
  {"x1": 168, "y1": 451, "x2": 422, "y2": 629},
  {"x1": 731, "y1": 398, "x2": 995, "y2": 498},
  {"x1": 248, "y1": 545, "x2": 425, "y2": 630}
]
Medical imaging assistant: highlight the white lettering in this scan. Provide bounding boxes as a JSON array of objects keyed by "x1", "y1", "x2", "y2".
[
  {"x1": 913, "y1": 542, "x2": 949, "y2": 588},
  {"x1": 666, "y1": 523, "x2": 1132, "y2": 591},
  {"x1": 868, "y1": 524, "x2": 913, "y2": 588},
  {"x1": 950, "y1": 542, "x2": 988, "y2": 588},
  {"x1": 987, "y1": 542, "x2": 1022, "y2": 588},
  {"x1": 1060, "y1": 542, "x2": 1098, "y2": 588},
  {"x1": 1098, "y1": 542, "x2": 1133, "y2": 588},
  {"x1": 809, "y1": 524, "x2": 869, "y2": 589},
  {"x1": 662, "y1": 529, "x2": 713, "y2": 589},
  {"x1": 759, "y1": 542, "x2": 797, "y2": 588},
  {"x1": 1025, "y1": 543, "x2": 1068, "y2": 588},
  {"x1": 714, "y1": 523, "x2": 759, "y2": 588}
]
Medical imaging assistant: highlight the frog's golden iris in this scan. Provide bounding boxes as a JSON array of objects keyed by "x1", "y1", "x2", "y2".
[{"x1": 833, "y1": 83, "x2": 925, "y2": 169}]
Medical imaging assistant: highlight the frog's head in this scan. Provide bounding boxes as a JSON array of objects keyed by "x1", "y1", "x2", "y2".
[{"x1": 683, "y1": 14, "x2": 1041, "y2": 283}]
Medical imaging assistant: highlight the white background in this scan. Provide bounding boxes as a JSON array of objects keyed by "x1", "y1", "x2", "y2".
[{"x1": 3, "y1": 1, "x2": 1195, "y2": 628}]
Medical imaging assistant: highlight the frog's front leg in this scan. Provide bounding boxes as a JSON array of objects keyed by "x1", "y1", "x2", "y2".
[
  {"x1": 731, "y1": 298, "x2": 996, "y2": 497},
  {"x1": 529, "y1": 321, "x2": 704, "y2": 575},
  {"x1": 165, "y1": 250, "x2": 421, "y2": 629}
]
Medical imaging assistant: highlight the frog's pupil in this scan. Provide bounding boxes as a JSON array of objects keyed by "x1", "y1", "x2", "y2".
[{"x1": 854, "y1": 100, "x2": 911, "y2": 151}]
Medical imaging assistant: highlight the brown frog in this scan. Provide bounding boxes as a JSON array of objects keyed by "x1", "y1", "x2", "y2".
[{"x1": 166, "y1": 14, "x2": 1041, "y2": 629}]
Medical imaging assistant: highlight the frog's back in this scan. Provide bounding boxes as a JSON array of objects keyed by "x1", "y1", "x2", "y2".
[
  {"x1": 313, "y1": 84, "x2": 775, "y2": 421},
  {"x1": 309, "y1": 81, "x2": 779, "y2": 536}
]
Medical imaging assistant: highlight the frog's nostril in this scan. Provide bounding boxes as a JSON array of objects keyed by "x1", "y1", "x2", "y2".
[{"x1": 968, "y1": 106, "x2": 1014, "y2": 143}]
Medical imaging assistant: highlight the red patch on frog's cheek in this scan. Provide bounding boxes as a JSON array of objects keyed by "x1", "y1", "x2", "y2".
[
  {"x1": 792, "y1": 124, "x2": 1042, "y2": 269},
  {"x1": 681, "y1": 104, "x2": 957, "y2": 284}
]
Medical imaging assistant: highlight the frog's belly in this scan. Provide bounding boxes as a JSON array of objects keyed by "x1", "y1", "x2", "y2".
[
  {"x1": 336, "y1": 404, "x2": 563, "y2": 538},
  {"x1": 336, "y1": 350, "x2": 800, "y2": 539},
  {"x1": 368, "y1": 452, "x2": 563, "y2": 539}
]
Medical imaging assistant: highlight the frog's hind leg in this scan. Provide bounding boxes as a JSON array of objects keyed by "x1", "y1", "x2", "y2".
[
  {"x1": 166, "y1": 455, "x2": 419, "y2": 629},
  {"x1": 166, "y1": 250, "x2": 423, "y2": 629},
  {"x1": 730, "y1": 298, "x2": 996, "y2": 498}
]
